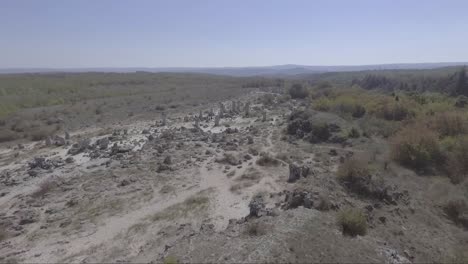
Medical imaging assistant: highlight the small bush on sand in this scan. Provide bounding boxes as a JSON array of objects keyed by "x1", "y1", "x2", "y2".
[
  {"x1": 391, "y1": 123, "x2": 442, "y2": 172},
  {"x1": 337, "y1": 208, "x2": 367, "y2": 237}
]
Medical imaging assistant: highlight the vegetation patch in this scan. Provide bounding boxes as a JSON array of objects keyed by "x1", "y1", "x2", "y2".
[{"x1": 337, "y1": 208, "x2": 367, "y2": 237}]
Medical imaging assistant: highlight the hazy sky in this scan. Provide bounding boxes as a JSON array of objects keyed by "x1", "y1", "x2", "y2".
[{"x1": 1, "y1": 0, "x2": 467, "y2": 68}]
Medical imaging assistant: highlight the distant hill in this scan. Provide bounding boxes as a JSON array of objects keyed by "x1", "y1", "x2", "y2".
[{"x1": 1, "y1": 62, "x2": 467, "y2": 76}]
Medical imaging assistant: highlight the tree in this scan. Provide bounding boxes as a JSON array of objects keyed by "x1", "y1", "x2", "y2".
[{"x1": 455, "y1": 66, "x2": 467, "y2": 96}]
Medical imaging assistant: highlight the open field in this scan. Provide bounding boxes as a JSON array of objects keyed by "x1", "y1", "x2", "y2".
[{"x1": 0, "y1": 69, "x2": 467, "y2": 263}]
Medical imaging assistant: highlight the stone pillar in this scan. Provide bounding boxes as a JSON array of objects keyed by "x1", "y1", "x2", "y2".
[
  {"x1": 219, "y1": 102, "x2": 225, "y2": 118},
  {"x1": 162, "y1": 112, "x2": 167, "y2": 126},
  {"x1": 214, "y1": 114, "x2": 220, "y2": 127},
  {"x1": 244, "y1": 102, "x2": 250, "y2": 117}
]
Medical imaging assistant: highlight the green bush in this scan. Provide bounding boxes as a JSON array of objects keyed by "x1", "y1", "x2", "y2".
[
  {"x1": 337, "y1": 208, "x2": 367, "y2": 237},
  {"x1": 289, "y1": 83, "x2": 309, "y2": 99},
  {"x1": 443, "y1": 136, "x2": 468, "y2": 183},
  {"x1": 308, "y1": 123, "x2": 331, "y2": 143},
  {"x1": 391, "y1": 124, "x2": 443, "y2": 171}
]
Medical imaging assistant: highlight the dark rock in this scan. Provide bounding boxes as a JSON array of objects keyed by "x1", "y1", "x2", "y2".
[
  {"x1": 68, "y1": 139, "x2": 91, "y2": 155},
  {"x1": 65, "y1": 157, "x2": 74, "y2": 163},
  {"x1": 96, "y1": 137, "x2": 109, "y2": 150}
]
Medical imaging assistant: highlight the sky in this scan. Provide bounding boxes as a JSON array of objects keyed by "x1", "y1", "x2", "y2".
[{"x1": 1, "y1": 0, "x2": 467, "y2": 68}]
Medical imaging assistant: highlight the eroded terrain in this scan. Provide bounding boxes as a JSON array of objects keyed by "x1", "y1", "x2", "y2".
[{"x1": 0, "y1": 89, "x2": 467, "y2": 263}]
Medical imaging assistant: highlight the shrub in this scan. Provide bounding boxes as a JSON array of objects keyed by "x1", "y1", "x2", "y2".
[
  {"x1": 30, "y1": 127, "x2": 54, "y2": 141},
  {"x1": 256, "y1": 152, "x2": 280, "y2": 166},
  {"x1": 337, "y1": 208, "x2": 367, "y2": 237},
  {"x1": 289, "y1": 83, "x2": 308, "y2": 99},
  {"x1": 443, "y1": 199, "x2": 468, "y2": 228},
  {"x1": 348, "y1": 127, "x2": 360, "y2": 138},
  {"x1": 315, "y1": 195, "x2": 331, "y2": 211},
  {"x1": 430, "y1": 112, "x2": 467, "y2": 137},
  {"x1": 308, "y1": 123, "x2": 331, "y2": 143},
  {"x1": 375, "y1": 102, "x2": 414, "y2": 121},
  {"x1": 31, "y1": 178, "x2": 57, "y2": 198},
  {"x1": 163, "y1": 256, "x2": 178, "y2": 264},
  {"x1": 244, "y1": 222, "x2": 267, "y2": 236},
  {"x1": 337, "y1": 157, "x2": 370, "y2": 182},
  {"x1": 352, "y1": 105, "x2": 366, "y2": 118},
  {"x1": 444, "y1": 136, "x2": 468, "y2": 183},
  {"x1": 0, "y1": 129, "x2": 17, "y2": 143},
  {"x1": 11, "y1": 120, "x2": 30, "y2": 132},
  {"x1": 391, "y1": 124, "x2": 442, "y2": 171},
  {"x1": 455, "y1": 95, "x2": 468, "y2": 108},
  {"x1": 155, "y1": 105, "x2": 166, "y2": 111}
]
